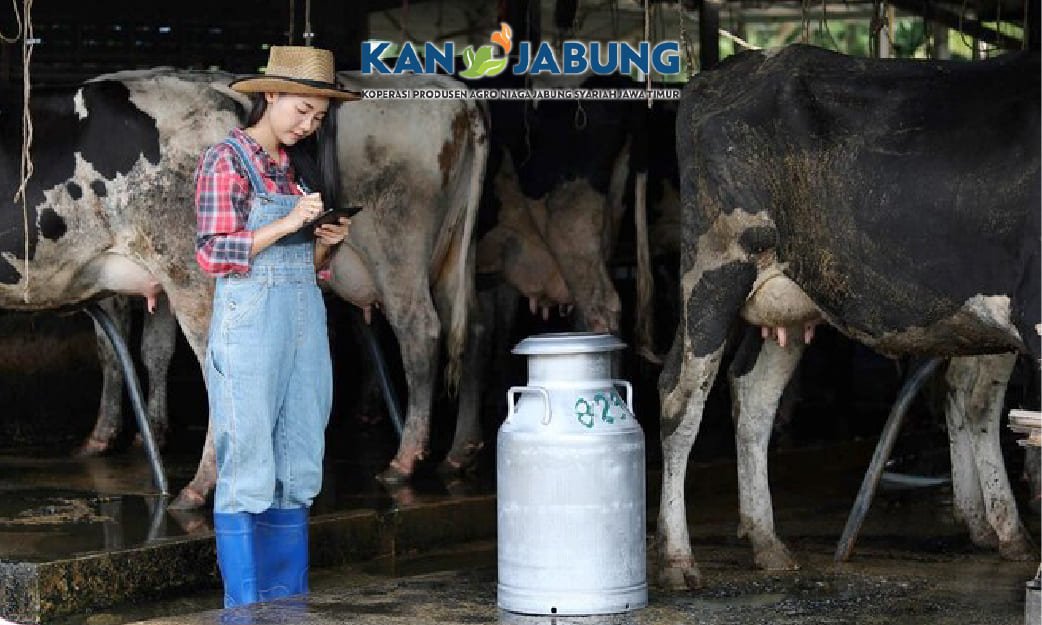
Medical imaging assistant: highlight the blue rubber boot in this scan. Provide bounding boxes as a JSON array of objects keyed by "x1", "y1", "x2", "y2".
[
  {"x1": 255, "y1": 507, "x2": 309, "y2": 600},
  {"x1": 213, "y1": 512, "x2": 260, "y2": 608}
]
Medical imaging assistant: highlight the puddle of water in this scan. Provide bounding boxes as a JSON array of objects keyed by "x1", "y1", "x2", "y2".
[{"x1": 0, "y1": 491, "x2": 196, "y2": 561}]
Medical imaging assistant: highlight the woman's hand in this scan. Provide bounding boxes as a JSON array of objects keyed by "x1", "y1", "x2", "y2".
[
  {"x1": 315, "y1": 217, "x2": 350, "y2": 246},
  {"x1": 285, "y1": 192, "x2": 324, "y2": 232}
]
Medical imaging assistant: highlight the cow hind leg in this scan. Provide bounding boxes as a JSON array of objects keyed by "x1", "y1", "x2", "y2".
[
  {"x1": 77, "y1": 297, "x2": 132, "y2": 457},
  {"x1": 162, "y1": 287, "x2": 215, "y2": 510},
  {"x1": 439, "y1": 303, "x2": 486, "y2": 476},
  {"x1": 135, "y1": 295, "x2": 176, "y2": 449},
  {"x1": 656, "y1": 261, "x2": 755, "y2": 589},
  {"x1": 656, "y1": 336, "x2": 724, "y2": 590},
  {"x1": 947, "y1": 354, "x2": 1034, "y2": 560},
  {"x1": 728, "y1": 328, "x2": 803, "y2": 570},
  {"x1": 945, "y1": 358, "x2": 999, "y2": 548},
  {"x1": 376, "y1": 290, "x2": 441, "y2": 485}
]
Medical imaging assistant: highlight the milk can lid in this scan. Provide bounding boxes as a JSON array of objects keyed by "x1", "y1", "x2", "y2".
[{"x1": 511, "y1": 332, "x2": 627, "y2": 356}]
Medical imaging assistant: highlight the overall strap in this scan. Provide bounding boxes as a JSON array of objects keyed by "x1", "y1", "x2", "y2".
[{"x1": 222, "y1": 137, "x2": 269, "y2": 197}]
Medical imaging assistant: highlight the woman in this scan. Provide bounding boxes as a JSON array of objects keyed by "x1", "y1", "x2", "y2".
[{"x1": 194, "y1": 45, "x2": 359, "y2": 607}]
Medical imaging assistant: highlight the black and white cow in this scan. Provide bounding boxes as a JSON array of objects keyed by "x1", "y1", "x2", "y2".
[
  {"x1": 658, "y1": 45, "x2": 1039, "y2": 587},
  {"x1": 323, "y1": 71, "x2": 487, "y2": 483},
  {"x1": 0, "y1": 70, "x2": 237, "y2": 443},
  {"x1": 0, "y1": 69, "x2": 487, "y2": 506}
]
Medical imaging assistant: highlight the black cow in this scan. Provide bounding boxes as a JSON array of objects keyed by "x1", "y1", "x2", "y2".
[{"x1": 657, "y1": 45, "x2": 1039, "y2": 588}]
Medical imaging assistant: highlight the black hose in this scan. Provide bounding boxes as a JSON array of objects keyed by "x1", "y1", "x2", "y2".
[
  {"x1": 85, "y1": 303, "x2": 169, "y2": 496},
  {"x1": 835, "y1": 356, "x2": 944, "y2": 562},
  {"x1": 351, "y1": 307, "x2": 404, "y2": 440}
]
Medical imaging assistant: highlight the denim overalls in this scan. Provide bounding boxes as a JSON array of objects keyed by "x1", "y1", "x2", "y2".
[{"x1": 206, "y1": 138, "x2": 333, "y2": 515}]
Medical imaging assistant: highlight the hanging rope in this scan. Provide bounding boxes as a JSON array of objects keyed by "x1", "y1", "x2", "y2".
[
  {"x1": 288, "y1": 0, "x2": 295, "y2": 44},
  {"x1": 398, "y1": 0, "x2": 407, "y2": 47},
  {"x1": 870, "y1": 0, "x2": 896, "y2": 58},
  {"x1": 719, "y1": 28, "x2": 760, "y2": 51},
  {"x1": 801, "y1": 0, "x2": 811, "y2": 43},
  {"x1": 818, "y1": 0, "x2": 841, "y2": 50},
  {"x1": 644, "y1": 0, "x2": 651, "y2": 108},
  {"x1": 991, "y1": 0, "x2": 1001, "y2": 58},
  {"x1": 303, "y1": 0, "x2": 313, "y2": 46},
  {"x1": 610, "y1": 0, "x2": 619, "y2": 40},
  {"x1": 677, "y1": 0, "x2": 695, "y2": 76},
  {"x1": 574, "y1": 102, "x2": 587, "y2": 130},
  {"x1": 956, "y1": 0, "x2": 976, "y2": 52},
  {"x1": 1023, "y1": 0, "x2": 1029, "y2": 49},
  {"x1": 0, "y1": 0, "x2": 21, "y2": 44},
  {"x1": 12, "y1": 0, "x2": 33, "y2": 304}
]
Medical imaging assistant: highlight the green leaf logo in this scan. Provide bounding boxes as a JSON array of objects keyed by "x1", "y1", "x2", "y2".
[{"x1": 459, "y1": 45, "x2": 508, "y2": 79}]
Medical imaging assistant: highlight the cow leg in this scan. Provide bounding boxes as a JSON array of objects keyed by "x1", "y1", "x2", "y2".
[
  {"x1": 439, "y1": 305, "x2": 486, "y2": 475},
  {"x1": 1024, "y1": 445, "x2": 1041, "y2": 515},
  {"x1": 135, "y1": 295, "x2": 176, "y2": 449},
  {"x1": 376, "y1": 289, "x2": 441, "y2": 484},
  {"x1": 945, "y1": 357, "x2": 999, "y2": 548},
  {"x1": 162, "y1": 286, "x2": 216, "y2": 510},
  {"x1": 656, "y1": 335, "x2": 723, "y2": 589},
  {"x1": 656, "y1": 242, "x2": 758, "y2": 589},
  {"x1": 77, "y1": 296, "x2": 132, "y2": 457},
  {"x1": 946, "y1": 354, "x2": 1034, "y2": 560},
  {"x1": 728, "y1": 328, "x2": 803, "y2": 570}
]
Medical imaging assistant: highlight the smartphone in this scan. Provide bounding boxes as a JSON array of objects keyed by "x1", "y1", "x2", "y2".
[{"x1": 311, "y1": 206, "x2": 363, "y2": 228}]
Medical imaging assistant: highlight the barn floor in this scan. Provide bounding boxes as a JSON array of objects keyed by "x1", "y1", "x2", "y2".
[
  {"x1": 124, "y1": 538, "x2": 1037, "y2": 625},
  {"x1": 3, "y1": 437, "x2": 1035, "y2": 625},
  {"x1": 1, "y1": 307, "x2": 1038, "y2": 623}
]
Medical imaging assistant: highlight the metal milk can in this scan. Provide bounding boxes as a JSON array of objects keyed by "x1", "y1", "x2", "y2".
[{"x1": 496, "y1": 332, "x2": 647, "y2": 616}]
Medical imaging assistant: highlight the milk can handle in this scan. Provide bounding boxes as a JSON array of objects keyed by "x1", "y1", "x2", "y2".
[
  {"x1": 612, "y1": 379, "x2": 634, "y2": 411},
  {"x1": 507, "y1": 386, "x2": 552, "y2": 425}
]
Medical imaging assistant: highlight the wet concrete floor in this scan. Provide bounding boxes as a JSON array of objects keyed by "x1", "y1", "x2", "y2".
[
  {"x1": 9, "y1": 438, "x2": 1034, "y2": 625},
  {"x1": 120, "y1": 537, "x2": 1037, "y2": 625}
]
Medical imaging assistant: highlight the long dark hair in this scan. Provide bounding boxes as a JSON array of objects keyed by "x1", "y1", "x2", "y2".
[{"x1": 246, "y1": 93, "x2": 342, "y2": 210}]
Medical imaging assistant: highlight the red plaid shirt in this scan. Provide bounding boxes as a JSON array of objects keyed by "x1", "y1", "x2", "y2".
[{"x1": 194, "y1": 128, "x2": 304, "y2": 276}]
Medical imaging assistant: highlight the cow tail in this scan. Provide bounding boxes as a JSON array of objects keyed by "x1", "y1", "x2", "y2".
[
  {"x1": 633, "y1": 170, "x2": 659, "y2": 364},
  {"x1": 445, "y1": 106, "x2": 488, "y2": 394}
]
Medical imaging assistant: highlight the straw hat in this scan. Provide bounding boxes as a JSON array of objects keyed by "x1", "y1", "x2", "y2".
[{"x1": 230, "y1": 46, "x2": 361, "y2": 101}]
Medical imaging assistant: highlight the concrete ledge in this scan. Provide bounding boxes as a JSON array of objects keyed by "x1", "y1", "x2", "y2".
[{"x1": 1, "y1": 496, "x2": 495, "y2": 624}]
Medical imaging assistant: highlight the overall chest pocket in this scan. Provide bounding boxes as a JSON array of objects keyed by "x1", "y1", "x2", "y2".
[{"x1": 220, "y1": 279, "x2": 267, "y2": 328}]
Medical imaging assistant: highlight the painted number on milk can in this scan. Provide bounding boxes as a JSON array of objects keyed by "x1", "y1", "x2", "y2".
[{"x1": 574, "y1": 390, "x2": 628, "y2": 428}]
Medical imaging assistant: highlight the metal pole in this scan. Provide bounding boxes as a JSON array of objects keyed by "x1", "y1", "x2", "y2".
[
  {"x1": 351, "y1": 307, "x2": 405, "y2": 440},
  {"x1": 85, "y1": 302, "x2": 169, "y2": 495},
  {"x1": 698, "y1": 0, "x2": 722, "y2": 70},
  {"x1": 834, "y1": 357, "x2": 943, "y2": 562}
]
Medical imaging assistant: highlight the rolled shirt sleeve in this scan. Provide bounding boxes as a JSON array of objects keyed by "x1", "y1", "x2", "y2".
[{"x1": 194, "y1": 144, "x2": 255, "y2": 276}]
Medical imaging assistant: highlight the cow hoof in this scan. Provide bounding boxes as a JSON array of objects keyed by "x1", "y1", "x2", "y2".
[
  {"x1": 132, "y1": 431, "x2": 168, "y2": 451},
  {"x1": 437, "y1": 444, "x2": 484, "y2": 477},
  {"x1": 753, "y1": 542, "x2": 800, "y2": 571},
  {"x1": 167, "y1": 508, "x2": 209, "y2": 535},
  {"x1": 658, "y1": 564, "x2": 702, "y2": 590},
  {"x1": 998, "y1": 535, "x2": 1036, "y2": 561},
  {"x1": 168, "y1": 486, "x2": 207, "y2": 510},
  {"x1": 436, "y1": 458, "x2": 466, "y2": 477},
  {"x1": 967, "y1": 526, "x2": 1000, "y2": 550},
  {"x1": 73, "y1": 436, "x2": 111, "y2": 458},
  {"x1": 375, "y1": 461, "x2": 412, "y2": 486}
]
